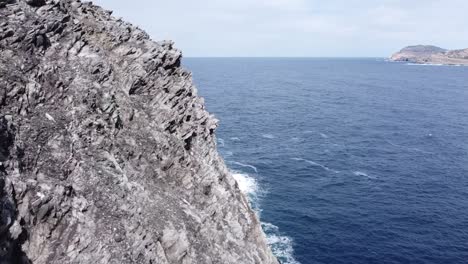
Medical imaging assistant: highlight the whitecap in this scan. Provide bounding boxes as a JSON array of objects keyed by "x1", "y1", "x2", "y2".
[
  {"x1": 407, "y1": 63, "x2": 444, "y2": 66},
  {"x1": 262, "y1": 222, "x2": 301, "y2": 264},
  {"x1": 217, "y1": 138, "x2": 225, "y2": 147},
  {"x1": 411, "y1": 148, "x2": 434, "y2": 154},
  {"x1": 353, "y1": 171, "x2": 376, "y2": 179},
  {"x1": 353, "y1": 171, "x2": 368, "y2": 177},
  {"x1": 385, "y1": 140, "x2": 434, "y2": 154},
  {"x1": 407, "y1": 63, "x2": 466, "y2": 67},
  {"x1": 262, "y1": 134, "x2": 276, "y2": 139},
  {"x1": 231, "y1": 161, "x2": 258, "y2": 173},
  {"x1": 291, "y1": 158, "x2": 340, "y2": 173},
  {"x1": 230, "y1": 171, "x2": 300, "y2": 264},
  {"x1": 232, "y1": 172, "x2": 258, "y2": 196},
  {"x1": 385, "y1": 140, "x2": 400, "y2": 148},
  {"x1": 230, "y1": 137, "x2": 241, "y2": 141},
  {"x1": 319, "y1": 133, "x2": 329, "y2": 139}
]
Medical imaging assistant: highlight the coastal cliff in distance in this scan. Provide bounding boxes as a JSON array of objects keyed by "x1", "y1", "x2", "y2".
[
  {"x1": 390, "y1": 45, "x2": 468, "y2": 65},
  {"x1": 0, "y1": 0, "x2": 278, "y2": 263}
]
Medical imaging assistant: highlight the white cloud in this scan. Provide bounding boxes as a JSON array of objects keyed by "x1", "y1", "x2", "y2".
[{"x1": 93, "y1": 0, "x2": 468, "y2": 57}]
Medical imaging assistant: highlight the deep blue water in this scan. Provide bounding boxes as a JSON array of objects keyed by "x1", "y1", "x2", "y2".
[{"x1": 184, "y1": 58, "x2": 468, "y2": 264}]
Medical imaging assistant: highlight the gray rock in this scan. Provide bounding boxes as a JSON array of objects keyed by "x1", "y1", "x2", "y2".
[
  {"x1": 0, "y1": 0, "x2": 278, "y2": 263},
  {"x1": 25, "y1": 0, "x2": 44, "y2": 7},
  {"x1": 0, "y1": 0, "x2": 14, "y2": 8}
]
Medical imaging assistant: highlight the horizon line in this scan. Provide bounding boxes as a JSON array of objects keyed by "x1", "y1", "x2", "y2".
[{"x1": 184, "y1": 56, "x2": 388, "y2": 59}]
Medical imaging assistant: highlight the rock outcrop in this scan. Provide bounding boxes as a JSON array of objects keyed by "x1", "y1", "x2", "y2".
[
  {"x1": 390, "y1": 45, "x2": 468, "y2": 65},
  {"x1": 0, "y1": 0, "x2": 278, "y2": 263}
]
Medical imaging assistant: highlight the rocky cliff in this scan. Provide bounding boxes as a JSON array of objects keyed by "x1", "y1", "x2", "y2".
[
  {"x1": 390, "y1": 45, "x2": 468, "y2": 65},
  {"x1": 0, "y1": 0, "x2": 278, "y2": 263}
]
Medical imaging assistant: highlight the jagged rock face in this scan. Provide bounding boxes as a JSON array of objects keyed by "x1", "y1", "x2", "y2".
[
  {"x1": 0, "y1": 1, "x2": 278, "y2": 263},
  {"x1": 390, "y1": 45, "x2": 468, "y2": 65}
]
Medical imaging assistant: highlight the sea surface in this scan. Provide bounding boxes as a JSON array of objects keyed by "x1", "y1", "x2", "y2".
[{"x1": 184, "y1": 58, "x2": 468, "y2": 264}]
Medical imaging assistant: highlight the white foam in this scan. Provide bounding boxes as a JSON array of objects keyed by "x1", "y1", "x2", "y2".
[
  {"x1": 353, "y1": 171, "x2": 377, "y2": 179},
  {"x1": 406, "y1": 63, "x2": 466, "y2": 67},
  {"x1": 262, "y1": 134, "x2": 276, "y2": 139},
  {"x1": 320, "y1": 133, "x2": 329, "y2": 139},
  {"x1": 217, "y1": 138, "x2": 225, "y2": 147},
  {"x1": 353, "y1": 171, "x2": 368, "y2": 177},
  {"x1": 232, "y1": 161, "x2": 258, "y2": 173},
  {"x1": 262, "y1": 223, "x2": 301, "y2": 264},
  {"x1": 385, "y1": 140, "x2": 400, "y2": 148},
  {"x1": 291, "y1": 158, "x2": 340, "y2": 173},
  {"x1": 230, "y1": 137, "x2": 241, "y2": 141},
  {"x1": 230, "y1": 171, "x2": 300, "y2": 264},
  {"x1": 407, "y1": 63, "x2": 444, "y2": 66},
  {"x1": 232, "y1": 172, "x2": 258, "y2": 196},
  {"x1": 385, "y1": 140, "x2": 434, "y2": 154},
  {"x1": 411, "y1": 148, "x2": 434, "y2": 154}
]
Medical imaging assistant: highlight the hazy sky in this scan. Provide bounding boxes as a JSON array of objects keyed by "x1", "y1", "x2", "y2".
[{"x1": 94, "y1": 0, "x2": 468, "y2": 57}]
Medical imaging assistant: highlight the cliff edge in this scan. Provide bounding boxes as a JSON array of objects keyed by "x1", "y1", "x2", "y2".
[
  {"x1": 0, "y1": 0, "x2": 278, "y2": 263},
  {"x1": 390, "y1": 45, "x2": 468, "y2": 65}
]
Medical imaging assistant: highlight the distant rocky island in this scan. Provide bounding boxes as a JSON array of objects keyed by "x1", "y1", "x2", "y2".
[{"x1": 390, "y1": 45, "x2": 468, "y2": 65}]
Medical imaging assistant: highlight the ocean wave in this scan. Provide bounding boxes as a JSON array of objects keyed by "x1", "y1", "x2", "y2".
[
  {"x1": 231, "y1": 172, "x2": 259, "y2": 196},
  {"x1": 291, "y1": 158, "x2": 340, "y2": 173},
  {"x1": 353, "y1": 171, "x2": 368, "y2": 177},
  {"x1": 262, "y1": 134, "x2": 276, "y2": 139},
  {"x1": 353, "y1": 171, "x2": 376, "y2": 179},
  {"x1": 385, "y1": 140, "x2": 434, "y2": 154},
  {"x1": 262, "y1": 223, "x2": 301, "y2": 264},
  {"x1": 319, "y1": 133, "x2": 329, "y2": 139},
  {"x1": 406, "y1": 63, "x2": 466, "y2": 67},
  {"x1": 231, "y1": 161, "x2": 258, "y2": 173},
  {"x1": 217, "y1": 138, "x2": 225, "y2": 147},
  {"x1": 230, "y1": 137, "x2": 241, "y2": 141},
  {"x1": 407, "y1": 63, "x2": 444, "y2": 66},
  {"x1": 231, "y1": 171, "x2": 300, "y2": 264},
  {"x1": 410, "y1": 148, "x2": 434, "y2": 154}
]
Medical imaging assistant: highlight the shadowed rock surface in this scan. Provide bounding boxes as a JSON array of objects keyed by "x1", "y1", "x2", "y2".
[
  {"x1": 0, "y1": 0, "x2": 278, "y2": 263},
  {"x1": 390, "y1": 45, "x2": 468, "y2": 65}
]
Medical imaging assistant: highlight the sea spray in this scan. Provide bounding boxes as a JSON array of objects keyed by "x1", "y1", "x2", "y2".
[
  {"x1": 263, "y1": 223, "x2": 301, "y2": 264},
  {"x1": 231, "y1": 170, "x2": 300, "y2": 264}
]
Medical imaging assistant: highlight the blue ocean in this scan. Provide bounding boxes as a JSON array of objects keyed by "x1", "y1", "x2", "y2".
[{"x1": 184, "y1": 58, "x2": 468, "y2": 264}]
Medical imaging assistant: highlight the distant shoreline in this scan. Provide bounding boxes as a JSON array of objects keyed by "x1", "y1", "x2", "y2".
[{"x1": 390, "y1": 45, "x2": 468, "y2": 66}]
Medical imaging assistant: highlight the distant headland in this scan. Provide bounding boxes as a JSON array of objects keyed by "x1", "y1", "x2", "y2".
[{"x1": 390, "y1": 45, "x2": 468, "y2": 65}]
